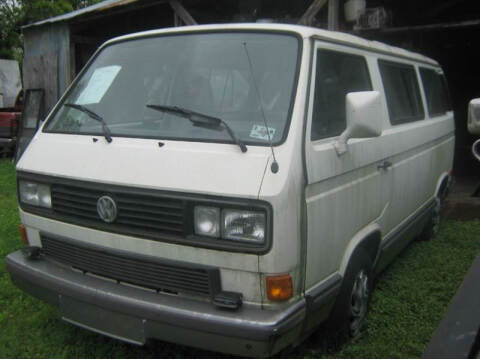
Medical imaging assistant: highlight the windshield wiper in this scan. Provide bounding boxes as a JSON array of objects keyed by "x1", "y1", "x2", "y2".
[
  {"x1": 64, "y1": 103, "x2": 113, "y2": 143},
  {"x1": 146, "y1": 104, "x2": 247, "y2": 153}
]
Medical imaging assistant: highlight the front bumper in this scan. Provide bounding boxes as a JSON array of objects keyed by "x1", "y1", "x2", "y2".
[{"x1": 6, "y1": 251, "x2": 306, "y2": 358}]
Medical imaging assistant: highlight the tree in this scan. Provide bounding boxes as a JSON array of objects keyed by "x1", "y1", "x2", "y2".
[
  {"x1": 22, "y1": 0, "x2": 103, "y2": 23},
  {"x1": 0, "y1": 0, "x2": 101, "y2": 61},
  {"x1": 0, "y1": 0, "x2": 24, "y2": 60},
  {"x1": 23, "y1": 0, "x2": 74, "y2": 24}
]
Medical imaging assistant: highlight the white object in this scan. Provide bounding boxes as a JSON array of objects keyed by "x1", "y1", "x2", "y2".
[
  {"x1": 0, "y1": 59, "x2": 22, "y2": 108},
  {"x1": 344, "y1": 0, "x2": 366, "y2": 22},
  {"x1": 12, "y1": 24, "x2": 455, "y2": 358},
  {"x1": 76, "y1": 65, "x2": 121, "y2": 105},
  {"x1": 468, "y1": 98, "x2": 480, "y2": 135},
  {"x1": 354, "y1": 7, "x2": 389, "y2": 30}
]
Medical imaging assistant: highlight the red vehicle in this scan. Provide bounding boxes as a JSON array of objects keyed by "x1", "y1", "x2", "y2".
[
  {"x1": 0, "y1": 109, "x2": 20, "y2": 157},
  {"x1": 0, "y1": 59, "x2": 22, "y2": 157}
]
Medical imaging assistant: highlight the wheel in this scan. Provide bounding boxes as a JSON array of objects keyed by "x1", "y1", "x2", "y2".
[
  {"x1": 325, "y1": 249, "x2": 373, "y2": 347},
  {"x1": 349, "y1": 268, "x2": 370, "y2": 337},
  {"x1": 419, "y1": 197, "x2": 441, "y2": 241}
]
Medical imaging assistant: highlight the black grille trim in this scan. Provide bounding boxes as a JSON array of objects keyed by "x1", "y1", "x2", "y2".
[
  {"x1": 51, "y1": 183, "x2": 187, "y2": 238},
  {"x1": 41, "y1": 234, "x2": 221, "y2": 297}
]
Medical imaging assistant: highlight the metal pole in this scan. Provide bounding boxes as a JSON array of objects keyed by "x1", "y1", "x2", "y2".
[{"x1": 328, "y1": 0, "x2": 339, "y2": 30}]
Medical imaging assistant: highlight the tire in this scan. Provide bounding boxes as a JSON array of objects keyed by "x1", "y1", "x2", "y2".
[
  {"x1": 324, "y1": 249, "x2": 373, "y2": 347},
  {"x1": 419, "y1": 197, "x2": 441, "y2": 241}
]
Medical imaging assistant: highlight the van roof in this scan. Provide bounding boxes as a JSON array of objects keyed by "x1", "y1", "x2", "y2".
[{"x1": 105, "y1": 23, "x2": 439, "y2": 67}]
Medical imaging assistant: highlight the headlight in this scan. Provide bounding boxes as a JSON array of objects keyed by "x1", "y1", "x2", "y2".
[
  {"x1": 222, "y1": 209, "x2": 265, "y2": 243},
  {"x1": 19, "y1": 181, "x2": 52, "y2": 208},
  {"x1": 194, "y1": 206, "x2": 266, "y2": 244},
  {"x1": 194, "y1": 206, "x2": 220, "y2": 237}
]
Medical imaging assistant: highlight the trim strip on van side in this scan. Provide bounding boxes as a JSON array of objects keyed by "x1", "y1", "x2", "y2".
[
  {"x1": 382, "y1": 198, "x2": 436, "y2": 252},
  {"x1": 305, "y1": 273, "x2": 342, "y2": 313},
  {"x1": 302, "y1": 273, "x2": 342, "y2": 333},
  {"x1": 375, "y1": 198, "x2": 436, "y2": 274}
]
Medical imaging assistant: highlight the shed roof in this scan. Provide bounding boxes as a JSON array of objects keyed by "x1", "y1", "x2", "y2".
[{"x1": 23, "y1": 0, "x2": 141, "y2": 29}]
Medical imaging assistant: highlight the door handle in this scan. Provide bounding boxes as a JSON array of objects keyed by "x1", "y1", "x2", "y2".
[{"x1": 377, "y1": 160, "x2": 392, "y2": 171}]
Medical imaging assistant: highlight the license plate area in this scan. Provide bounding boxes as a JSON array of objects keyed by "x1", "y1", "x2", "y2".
[{"x1": 60, "y1": 295, "x2": 145, "y2": 345}]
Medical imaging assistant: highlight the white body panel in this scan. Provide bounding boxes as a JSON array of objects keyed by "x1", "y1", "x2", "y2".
[
  {"x1": 19, "y1": 134, "x2": 270, "y2": 197},
  {"x1": 303, "y1": 41, "x2": 454, "y2": 290}
]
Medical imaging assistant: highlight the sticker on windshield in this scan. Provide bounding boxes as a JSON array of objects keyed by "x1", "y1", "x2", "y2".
[
  {"x1": 76, "y1": 65, "x2": 121, "y2": 105},
  {"x1": 249, "y1": 125, "x2": 276, "y2": 141}
]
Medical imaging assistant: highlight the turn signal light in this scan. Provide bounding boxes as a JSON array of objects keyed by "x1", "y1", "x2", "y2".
[
  {"x1": 19, "y1": 224, "x2": 29, "y2": 245},
  {"x1": 266, "y1": 274, "x2": 293, "y2": 301}
]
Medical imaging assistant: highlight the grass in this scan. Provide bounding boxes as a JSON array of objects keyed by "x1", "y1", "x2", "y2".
[{"x1": 1, "y1": 157, "x2": 479, "y2": 358}]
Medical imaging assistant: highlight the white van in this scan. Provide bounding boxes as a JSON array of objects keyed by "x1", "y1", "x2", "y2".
[{"x1": 6, "y1": 24, "x2": 454, "y2": 358}]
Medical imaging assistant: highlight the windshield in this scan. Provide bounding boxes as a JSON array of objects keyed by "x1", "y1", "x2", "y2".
[{"x1": 44, "y1": 32, "x2": 300, "y2": 145}]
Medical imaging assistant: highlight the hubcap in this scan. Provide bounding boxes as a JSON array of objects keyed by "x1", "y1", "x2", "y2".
[{"x1": 350, "y1": 270, "x2": 369, "y2": 337}]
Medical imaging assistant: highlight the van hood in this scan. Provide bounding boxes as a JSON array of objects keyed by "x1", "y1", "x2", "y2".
[{"x1": 17, "y1": 134, "x2": 270, "y2": 198}]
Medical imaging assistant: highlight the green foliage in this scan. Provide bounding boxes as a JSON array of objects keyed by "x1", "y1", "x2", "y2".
[
  {"x1": 0, "y1": 158, "x2": 480, "y2": 358},
  {"x1": 23, "y1": 0, "x2": 74, "y2": 24},
  {"x1": 0, "y1": 1, "x2": 24, "y2": 60},
  {"x1": 0, "y1": 0, "x2": 101, "y2": 61}
]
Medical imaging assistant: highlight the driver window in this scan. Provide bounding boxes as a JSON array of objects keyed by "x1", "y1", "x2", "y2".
[{"x1": 311, "y1": 49, "x2": 372, "y2": 141}]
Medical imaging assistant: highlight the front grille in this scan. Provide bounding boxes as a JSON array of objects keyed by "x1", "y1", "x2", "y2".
[
  {"x1": 51, "y1": 183, "x2": 186, "y2": 239},
  {"x1": 42, "y1": 235, "x2": 221, "y2": 297},
  {"x1": 19, "y1": 171, "x2": 271, "y2": 254}
]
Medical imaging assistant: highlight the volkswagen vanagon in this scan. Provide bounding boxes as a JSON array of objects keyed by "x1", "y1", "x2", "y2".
[{"x1": 6, "y1": 24, "x2": 454, "y2": 358}]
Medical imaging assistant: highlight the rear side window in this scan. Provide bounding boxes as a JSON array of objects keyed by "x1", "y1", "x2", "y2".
[
  {"x1": 379, "y1": 61, "x2": 424, "y2": 125},
  {"x1": 420, "y1": 68, "x2": 452, "y2": 116},
  {"x1": 311, "y1": 49, "x2": 372, "y2": 140}
]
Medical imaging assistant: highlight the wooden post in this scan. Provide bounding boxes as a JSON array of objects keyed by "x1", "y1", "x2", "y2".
[
  {"x1": 169, "y1": 0, "x2": 197, "y2": 26},
  {"x1": 298, "y1": 0, "x2": 328, "y2": 26},
  {"x1": 173, "y1": 12, "x2": 180, "y2": 26},
  {"x1": 328, "y1": 0, "x2": 339, "y2": 30}
]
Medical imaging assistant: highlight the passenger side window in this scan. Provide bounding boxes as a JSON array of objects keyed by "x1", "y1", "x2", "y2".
[
  {"x1": 419, "y1": 68, "x2": 452, "y2": 117},
  {"x1": 311, "y1": 49, "x2": 372, "y2": 141},
  {"x1": 379, "y1": 61, "x2": 424, "y2": 125}
]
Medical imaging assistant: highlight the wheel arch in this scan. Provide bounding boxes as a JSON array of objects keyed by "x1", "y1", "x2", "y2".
[
  {"x1": 339, "y1": 223, "x2": 382, "y2": 277},
  {"x1": 435, "y1": 172, "x2": 452, "y2": 201}
]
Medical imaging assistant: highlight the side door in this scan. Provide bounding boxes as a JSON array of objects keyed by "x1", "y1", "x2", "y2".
[
  {"x1": 303, "y1": 42, "x2": 392, "y2": 290},
  {"x1": 375, "y1": 60, "x2": 455, "y2": 261}
]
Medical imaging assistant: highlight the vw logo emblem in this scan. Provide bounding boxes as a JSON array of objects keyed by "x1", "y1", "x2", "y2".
[{"x1": 97, "y1": 196, "x2": 118, "y2": 223}]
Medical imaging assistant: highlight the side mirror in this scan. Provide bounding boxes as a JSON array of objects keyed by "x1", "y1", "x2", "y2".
[
  {"x1": 468, "y1": 98, "x2": 480, "y2": 135},
  {"x1": 335, "y1": 91, "x2": 383, "y2": 155}
]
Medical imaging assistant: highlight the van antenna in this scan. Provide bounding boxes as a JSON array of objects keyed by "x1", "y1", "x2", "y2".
[{"x1": 242, "y1": 42, "x2": 279, "y2": 174}]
